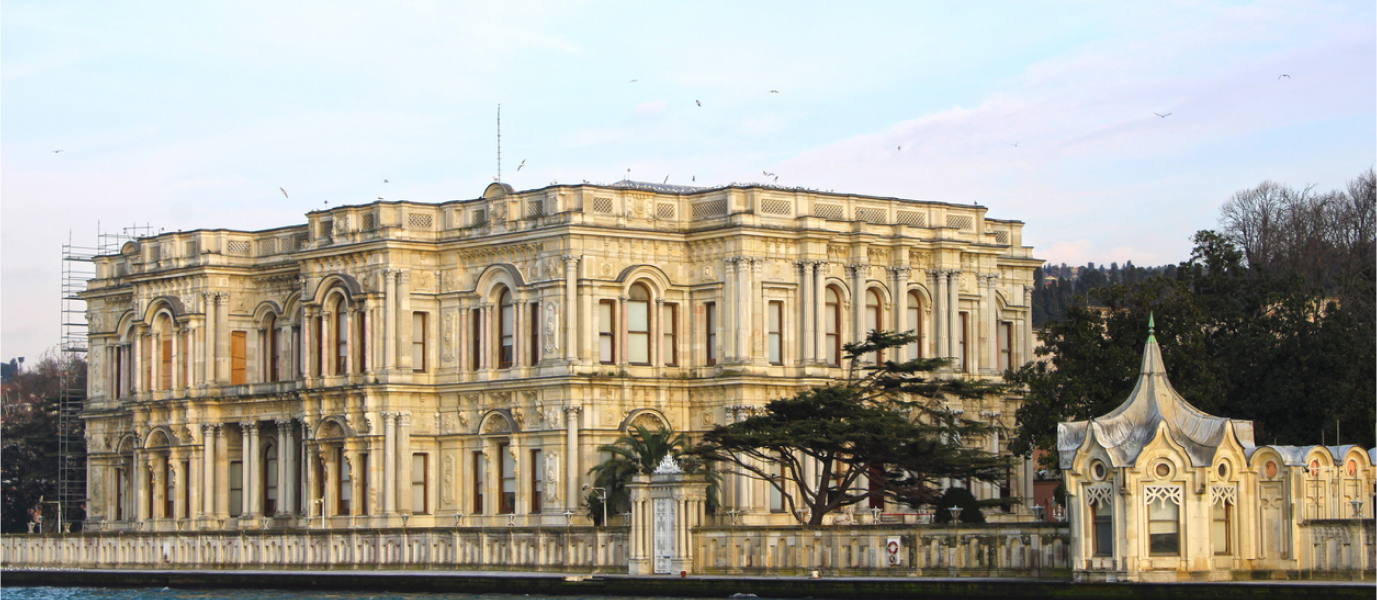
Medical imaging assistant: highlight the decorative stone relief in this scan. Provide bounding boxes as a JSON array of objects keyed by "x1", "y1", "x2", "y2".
[
  {"x1": 441, "y1": 312, "x2": 455, "y2": 363},
  {"x1": 545, "y1": 452, "x2": 560, "y2": 503},
  {"x1": 442, "y1": 454, "x2": 456, "y2": 505},
  {"x1": 544, "y1": 302, "x2": 559, "y2": 354}
]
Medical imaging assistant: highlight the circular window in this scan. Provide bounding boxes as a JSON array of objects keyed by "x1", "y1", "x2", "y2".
[
  {"x1": 1154, "y1": 463, "x2": 1171, "y2": 478},
  {"x1": 1265, "y1": 461, "x2": 1278, "y2": 478},
  {"x1": 1091, "y1": 461, "x2": 1107, "y2": 481},
  {"x1": 1216, "y1": 462, "x2": 1229, "y2": 479}
]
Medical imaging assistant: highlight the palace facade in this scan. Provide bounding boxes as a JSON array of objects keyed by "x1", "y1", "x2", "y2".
[{"x1": 79, "y1": 180, "x2": 1042, "y2": 533}]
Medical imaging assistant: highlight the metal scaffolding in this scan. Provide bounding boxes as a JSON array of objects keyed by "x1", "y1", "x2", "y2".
[{"x1": 56, "y1": 225, "x2": 153, "y2": 531}]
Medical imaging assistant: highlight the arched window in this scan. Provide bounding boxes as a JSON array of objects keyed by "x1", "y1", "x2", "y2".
[
  {"x1": 263, "y1": 443, "x2": 278, "y2": 515},
  {"x1": 866, "y1": 289, "x2": 883, "y2": 362},
  {"x1": 157, "y1": 317, "x2": 173, "y2": 391},
  {"x1": 498, "y1": 288, "x2": 514, "y2": 369},
  {"x1": 907, "y1": 291, "x2": 923, "y2": 359},
  {"x1": 337, "y1": 448, "x2": 351, "y2": 515},
  {"x1": 263, "y1": 312, "x2": 279, "y2": 383},
  {"x1": 330, "y1": 295, "x2": 348, "y2": 375},
  {"x1": 628, "y1": 283, "x2": 651, "y2": 365},
  {"x1": 825, "y1": 287, "x2": 841, "y2": 366}
]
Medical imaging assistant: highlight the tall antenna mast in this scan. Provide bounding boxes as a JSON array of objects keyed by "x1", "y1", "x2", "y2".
[{"x1": 496, "y1": 104, "x2": 502, "y2": 182}]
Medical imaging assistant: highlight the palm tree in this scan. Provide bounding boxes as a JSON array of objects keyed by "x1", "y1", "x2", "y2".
[{"x1": 585, "y1": 425, "x2": 689, "y2": 523}]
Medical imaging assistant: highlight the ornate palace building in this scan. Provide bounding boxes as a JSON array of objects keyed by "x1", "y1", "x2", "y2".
[{"x1": 79, "y1": 180, "x2": 1042, "y2": 532}]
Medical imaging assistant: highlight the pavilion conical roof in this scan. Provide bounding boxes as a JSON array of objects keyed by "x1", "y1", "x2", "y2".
[{"x1": 1058, "y1": 319, "x2": 1254, "y2": 469}]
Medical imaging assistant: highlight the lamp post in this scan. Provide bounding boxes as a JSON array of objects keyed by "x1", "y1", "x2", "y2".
[
  {"x1": 563, "y1": 510, "x2": 574, "y2": 526},
  {"x1": 1031, "y1": 504, "x2": 1045, "y2": 523},
  {"x1": 870, "y1": 507, "x2": 882, "y2": 525},
  {"x1": 1351, "y1": 499, "x2": 1364, "y2": 518},
  {"x1": 592, "y1": 487, "x2": 607, "y2": 527},
  {"x1": 948, "y1": 506, "x2": 962, "y2": 523}
]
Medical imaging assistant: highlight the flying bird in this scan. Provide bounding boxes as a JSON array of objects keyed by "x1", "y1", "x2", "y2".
[
  {"x1": 384, "y1": 179, "x2": 389, "y2": 183},
  {"x1": 1011, "y1": 142, "x2": 1019, "y2": 147},
  {"x1": 52, "y1": 150, "x2": 63, "y2": 154},
  {"x1": 695, "y1": 100, "x2": 701, "y2": 107},
  {"x1": 629, "y1": 79, "x2": 638, "y2": 83},
  {"x1": 692, "y1": 175, "x2": 696, "y2": 182},
  {"x1": 763, "y1": 171, "x2": 776, "y2": 178},
  {"x1": 663, "y1": 175, "x2": 669, "y2": 184},
  {"x1": 280, "y1": 187, "x2": 289, "y2": 198},
  {"x1": 1154, "y1": 112, "x2": 1172, "y2": 118},
  {"x1": 517, "y1": 159, "x2": 526, "y2": 171},
  {"x1": 773, "y1": 176, "x2": 779, "y2": 183},
  {"x1": 1278, "y1": 74, "x2": 1291, "y2": 79},
  {"x1": 770, "y1": 90, "x2": 779, "y2": 94},
  {"x1": 897, "y1": 145, "x2": 902, "y2": 151}
]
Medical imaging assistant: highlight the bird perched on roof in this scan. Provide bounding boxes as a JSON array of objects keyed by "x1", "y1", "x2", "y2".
[
  {"x1": 280, "y1": 187, "x2": 289, "y2": 198},
  {"x1": 1154, "y1": 112, "x2": 1172, "y2": 118}
]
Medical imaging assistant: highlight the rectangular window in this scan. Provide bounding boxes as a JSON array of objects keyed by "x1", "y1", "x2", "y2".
[
  {"x1": 768, "y1": 301, "x2": 783, "y2": 365},
  {"x1": 337, "y1": 448, "x2": 351, "y2": 515},
  {"x1": 413, "y1": 312, "x2": 427, "y2": 372},
  {"x1": 705, "y1": 302, "x2": 717, "y2": 366},
  {"x1": 269, "y1": 326, "x2": 280, "y2": 382},
  {"x1": 598, "y1": 300, "x2": 616, "y2": 364},
  {"x1": 529, "y1": 302, "x2": 541, "y2": 365},
  {"x1": 412, "y1": 453, "x2": 429, "y2": 515},
  {"x1": 182, "y1": 460, "x2": 190, "y2": 515},
  {"x1": 868, "y1": 464, "x2": 884, "y2": 509},
  {"x1": 358, "y1": 453, "x2": 369, "y2": 515},
  {"x1": 1212, "y1": 502, "x2": 1232, "y2": 555},
  {"x1": 1092, "y1": 500, "x2": 1113, "y2": 557},
  {"x1": 264, "y1": 449, "x2": 278, "y2": 516},
  {"x1": 1148, "y1": 495, "x2": 1180, "y2": 555},
  {"x1": 470, "y1": 310, "x2": 482, "y2": 370},
  {"x1": 334, "y1": 314, "x2": 348, "y2": 375},
  {"x1": 825, "y1": 293, "x2": 840, "y2": 366},
  {"x1": 116, "y1": 468, "x2": 126, "y2": 520},
  {"x1": 530, "y1": 449, "x2": 544, "y2": 514},
  {"x1": 499, "y1": 443, "x2": 515, "y2": 514},
  {"x1": 662, "y1": 303, "x2": 678, "y2": 366},
  {"x1": 499, "y1": 302, "x2": 514, "y2": 368},
  {"x1": 231, "y1": 330, "x2": 247, "y2": 385},
  {"x1": 229, "y1": 461, "x2": 243, "y2": 517},
  {"x1": 179, "y1": 332, "x2": 188, "y2": 387},
  {"x1": 906, "y1": 296, "x2": 922, "y2": 359},
  {"x1": 472, "y1": 451, "x2": 486, "y2": 514},
  {"x1": 355, "y1": 312, "x2": 367, "y2": 374},
  {"x1": 999, "y1": 322, "x2": 1012, "y2": 372},
  {"x1": 163, "y1": 461, "x2": 174, "y2": 518},
  {"x1": 312, "y1": 316, "x2": 323, "y2": 377},
  {"x1": 292, "y1": 325, "x2": 302, "y2": 379},
  {"x1": 628, "y1": 299, "x2": 650, "y2": 364},
  {"x1": 160, "y1": 338, "x2": 172, "y2": 390},
  {"x1": 958, "y1": 312, "x2": 969, "y2": 372},
  {"x1": 114, "y1": 346, "x2": 125, "y2": 399}
]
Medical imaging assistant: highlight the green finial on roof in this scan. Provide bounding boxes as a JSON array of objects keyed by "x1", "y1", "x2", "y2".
[{"x1": 1147, "y1": 312, "x2": 1156, "y2": 343}]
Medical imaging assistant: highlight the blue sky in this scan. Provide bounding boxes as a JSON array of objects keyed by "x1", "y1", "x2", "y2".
[{"x1": 3, "y1": 1, "x2": 1374, "y2": 362}]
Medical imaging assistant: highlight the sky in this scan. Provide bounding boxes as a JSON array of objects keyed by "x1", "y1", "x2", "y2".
[{"x1": 3, "y1": 1, "x2": 1374, "y2": 363}]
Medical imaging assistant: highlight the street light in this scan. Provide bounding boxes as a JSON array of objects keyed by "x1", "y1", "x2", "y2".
[
  {"x1": 1351, "y1": 499, "x2": 1364, "y2": 518},
  {"x1": 948, "y1": 506, "x2": 962, "y2": 523},
  {"x1": 584, "y1": 485, "x2": 607, "y2": 527},
  {"x1": 1031, "y1": 504, "x2": 1046, "y2": 522}
]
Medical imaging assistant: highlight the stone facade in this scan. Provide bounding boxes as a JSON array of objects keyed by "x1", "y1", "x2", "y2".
[
  {"x1": 78, "y1": 179, "x2": 1041, "y2": 534},
  {"x1": 1058, "y1": 325, "x2": 1376, "y2": 581}
]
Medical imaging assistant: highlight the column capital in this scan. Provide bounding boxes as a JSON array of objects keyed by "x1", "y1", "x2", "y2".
[
  {"x1": 274, "y1": 417, "x2": 293, "y2": 427},
  {"x1": 562, "y1": 254, "x2": 582, "y2": 267},
  {"x1": 889, "y1": 265, "x2": 912, "y2": 278},
  {"x1": 723, "y1": 258, "x2": 736, "y2": 275},
  {"x1": 214, "y1": 292, "x2": 229, "y2": 305},
  {"x1": 618, "y1": 296, "x2": 628, "y2": 305},
  {"x1": 750, "y1": 258, "x2": 765, "y2": 272},
  {"x1": 397, "y1": 412, "x2": 412, "y2": 427},
  {"x1": 655, "y1": 298, "x2": 665, "y2": 306},
  {"x1": 481, "y1": 302, "x2": 493, "y2": 311},
  {"x1": 240, "y1": 421, "x2": 259, "y2": 434},
  {"x1": 381, "y1": 411, "x2": 397, "y2": 423},
  {"x1": 563, "y1": 404, "x2": 583, "y2": 416},
  {"x1": 397, "y1": 270, "x2": 411, "y2": 285}
]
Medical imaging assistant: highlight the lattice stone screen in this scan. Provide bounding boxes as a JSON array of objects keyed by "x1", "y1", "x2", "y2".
[
  {"x1": 184, "y1": 241, "x2": 198, "y2": 257},
  {"x1": 656, "y1": 202, "x2": 676, "y2": 220},
  {"x1": 526, "y1": 200, "x2": 544, "y2": 218},
  {"x1": 994, "y1": 231, "x2": 1009, "y2": 244},
  {"x1": 896, "y1": 211, "x2": 926, "y2": 227},
  {"x1": 691, "y1": 199, "x2": 728, "y2": 219},
  {"x1": 814, "y1": 204, "x2": 844, "y2": 220},
  {"x1": 226, "y1": 240, "x2": 252, "y2": 255},
  {"x1": 760, "y1": 198, "x2": 792, "y2": 215},
  {"x1": 592, "y1": 197, "x2": 614, "y2": 214},
  {"x1": 855, "y1": 207, "x2": 887, "y2": 224},
  {"x1": 257, "y1": 239, "x2": 277, "y2": 256},
  {"x1": 362, "y1": 213, "x2": 377, "y2": 231},
  {"x1": 407, "y1": 212, "x2": 434, "y2": 229},
  {"x1": 946, "y1": 215, "x2": 974, "y2": 231},
  {"x1": 472, "y1": 209, "x2": 487, "y2": 226}
]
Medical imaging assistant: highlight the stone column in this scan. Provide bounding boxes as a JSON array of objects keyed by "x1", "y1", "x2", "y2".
[
  {"x1": 722, "y1": 258, "x2": 736, "y2": 362},
  {"x1": 565, "y1": 405, "x2": 582, "y2": 513},
  {"x1": 132, "y1": 449, "x2": 148, "y2": 521},
  {"x1": 202, "y1": 425, "x2": 216, "y2": 518},
  {"x1": 618, "y1": 296, "x2": 629, "y2": 366},
  {"x1": 398, "y1": 271, "x2": 413, "y2": 371},
  {"x1": 653, "y1": 298, "x2": 664, "y2": 368},
  {"x1": 893, "y1": 266, "x2": 911, "y2": 361},
  {"x1": 302, "y1": 306, "x2": 317, "y2": 379},
  {"x1": 563, "y1": 255, "x2": 580, "y2": 363},
  {"x1": 750, "y1": 258, "x2": 765, "y2": 364},
  {"x1": 214, "y1": 425, "x2": 229, "y2": 517},
  {"x1": 242, "y1": 422, "x2": 259, "y2": 516},
  {"x1": 849, "y1": 264, "x2": 866, "y2": 344},
  {"x1": 813, "y1": 262, "x2": 827, "y2": 364},
  {"x1": 736, "y1": 257, "x2": 751, "y2": 363},
  {"x1": 276, "y1": 420, "x2": 291, "y2": 516},
  {"x1": 202, "y1": 292, "x2": 216, "y2": 387},
  {"x1": 215, "y1": 293, "x2": 230, "y2": 383},
  {"x1": 384, "y1": 269, "x2": 398, "y2": 370},
  {"x1": 798, "y1": 261, "x2": 814, "y2": 364},
  {"x1": 480, "y1": 303, "x2": 492, "y2": 370},
  {"x1": 171, "y1": 450, "x2": 187, "y2": 519},
  {"x1": 1022, "y1": 285, "x2": 1033, "y2": 367},
  {"x1": 985, "y1": 274, "x2": 1000, "y2": 372},
  {"x1": 931, "y1": 270, "x2": 946, "y2": 360},
  {"x1": 383, "y1": 412, "x2": 397, "y2": 514},
  {"x1": 397, "y1": 412, "x2": 412, "y2": 514},
  {"x1": 947, "y1": 271, "x2": 961, "y2": 362}
]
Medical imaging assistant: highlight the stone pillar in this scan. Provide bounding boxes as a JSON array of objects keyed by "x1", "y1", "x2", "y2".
[
  {"x1": 276, "y1": 420, "x2": 291, "y2": 516},
  {"x1": 750, "y1": 258, "x2": 765, "y2": 364},
  {"x1": 736, "y1": 257, "x2": 751, "y2": 363},
  {"x1": 985, "y1": 274, "x2": 1000, "y2": 373},
  {"x1": 383, "y1": 412, "x2": 397, "y2": 515},
  {"x1": 722, "y1": 258, "x2": 736, "y2": 362},
  {"x1": 214, "y1": 425, "x2": 229, "y2": 518},
  {"x1": 653, "y1": 298, "x2": 664, "y2": 368},
  {"x1": 893, "y1": 266, "x2": 911, "y2": 361},
  {"x1": 618, "y1": 296, "x2": 629, "y2": 366},
  {"x1": 563, "y1": 255, "x2": 580, "y2": 363},
  {"x1": 302, "y1": 306, "x2": 317, "y2": 379},
  {"x1": 171, "y1": 450, "x2": 187, "y2": 519},
  {"x1": 798, "y1": 261, "x2": 814, "y2": 364},
  {"x1": 849, "y1": 264, "x2": 866, "y2": 344},
  {"x1": 242, "y1": 421, "x2": 259, "y2": 516},
  {"x1": 202, "y1": 424, "x2": 216, "y2": 518},
  {"x1": 215, "y1": 293, "x2": 230, "y2": 383},
  {"x1": 1022, "y1": 285, "x2": 1033, "y2": 367},
  {"x1": 813, "y1": 262, "x2": 827, "y2": 364},
  {"x1": 947, "y1": 270, "x2": 961, "y2": 362},
  {"x1": 397, "y1": 412, "x2": 412, "y2": 515},
  {"x1": 482, "y1": 303, "x2": 494, "y2": 370},
  {"x1": 202, "y1": 292, "x2": 216, "y2": 387},
  {"x1": 398, "y1": 271, "x2": 413, "y2": 370},
  {"x1": 931, "y1": 270, "x2": 946, "y2": 360},
  {"x1": 132, "y1": 449, "x2": 148, "y2": 521},
  {"x1": 384, "y1": 269, "x2": 398, "y2": 370},
  {"x1": 565, "y1": 405, "x2": 582, "y2": 514}
]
